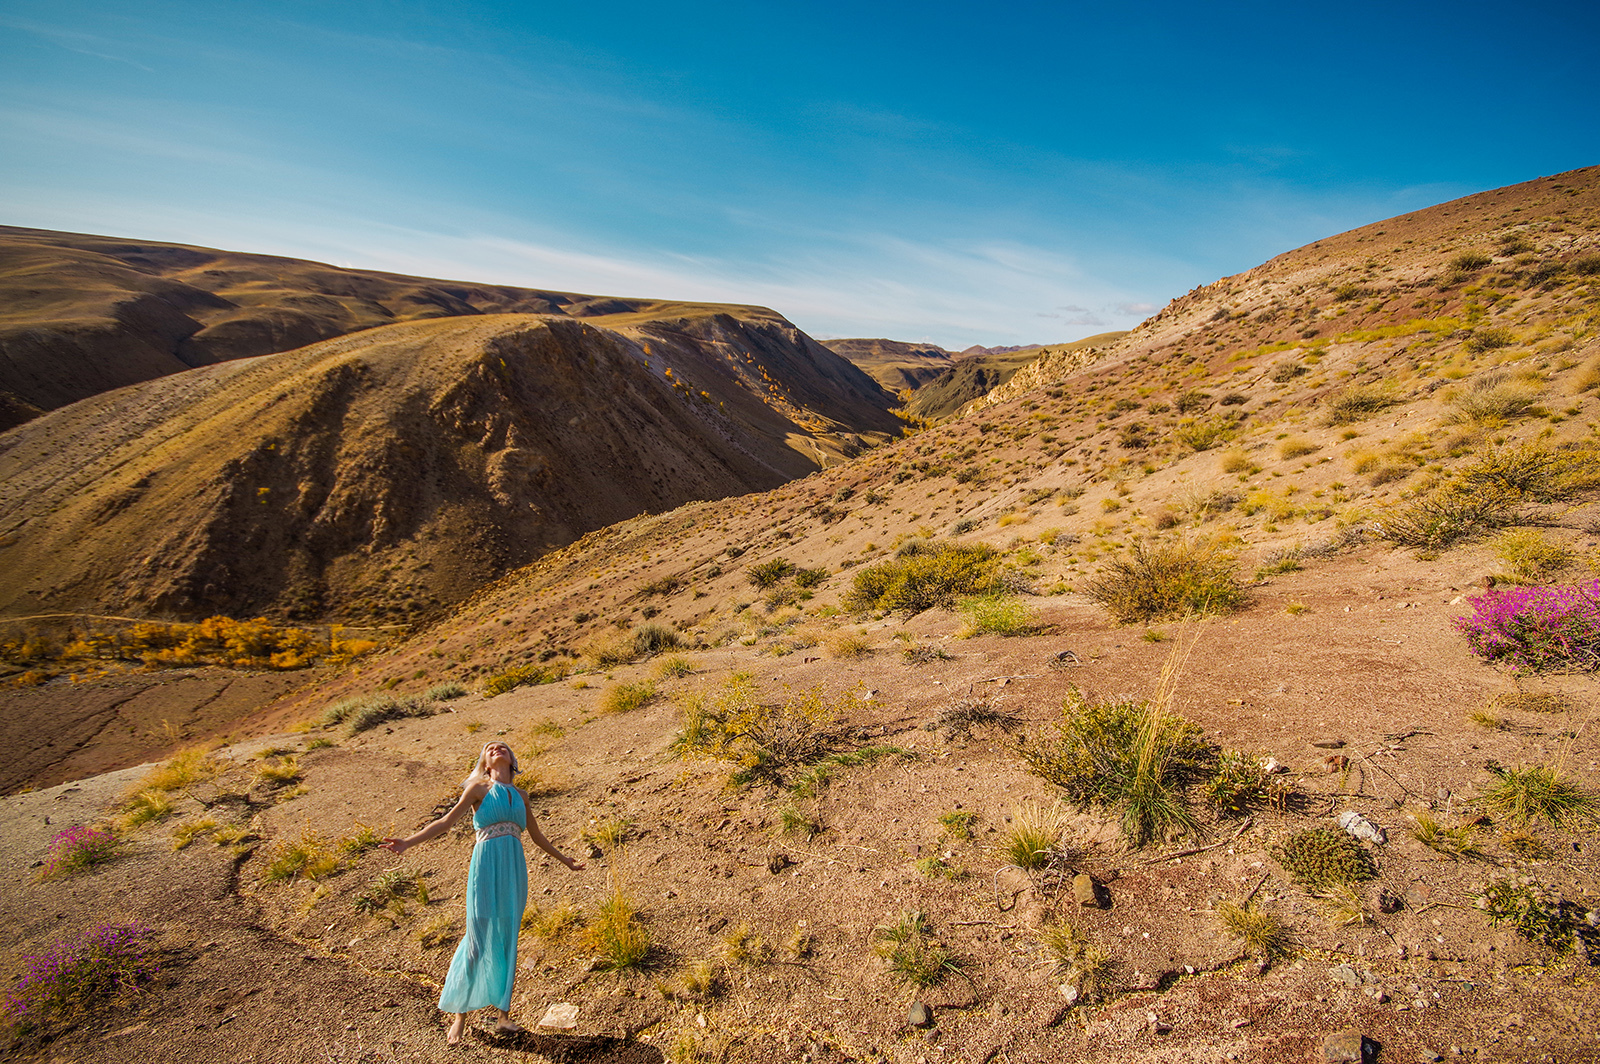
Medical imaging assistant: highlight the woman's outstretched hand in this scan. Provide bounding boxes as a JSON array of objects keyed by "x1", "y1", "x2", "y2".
[
  {"x1": 563, "y1": 856, "x2": 586, "y2": 871},
  {"x1": 381, "y1": 837, "x2": 411, "y2": 854}
]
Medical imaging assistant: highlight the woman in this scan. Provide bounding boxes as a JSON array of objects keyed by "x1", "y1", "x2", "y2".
[{"x1": 383, "y1": 740, "x2": 584, "y2": 1045}]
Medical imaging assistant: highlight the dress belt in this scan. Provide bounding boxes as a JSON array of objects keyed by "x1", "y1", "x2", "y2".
[{"x1": 475, "y1": 821, "x2": 523, "y2": 845}]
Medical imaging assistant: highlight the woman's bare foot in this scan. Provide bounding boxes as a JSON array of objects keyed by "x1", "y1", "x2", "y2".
[
  {"x1": 446, "y1": 1014, "x2": 466, "y2": 1045},
  {"x1": 492, "y1": 1017, "x2": 525, "y2": 1035}
]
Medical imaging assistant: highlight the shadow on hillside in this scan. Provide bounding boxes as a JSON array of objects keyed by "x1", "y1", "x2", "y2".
[{"x1": 481, "y1": 1030, "x2": 664, "y2": 1063}]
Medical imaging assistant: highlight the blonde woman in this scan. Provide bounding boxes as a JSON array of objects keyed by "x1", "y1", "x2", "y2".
[{"x1": 383, "y1": 741, "x2": 583, "y2": 1045}]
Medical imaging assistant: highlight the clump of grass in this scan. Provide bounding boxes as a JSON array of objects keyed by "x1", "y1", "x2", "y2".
[
  {"x1": 996, "y1": 801, "x2": 1068, "y2": 870},
  {"x1": 929, "y1": 698, "x2": 1022, "y2": 739},
  {"x1": 1203, "y1": 751, "x2": 1270, "y2": 816},
  {"x1": 826, "y1": 630, "x2": 873, "y2": 657},
  {"x1": 354, "y1": 867, "x2": 427, "y2": 913},
  {"x1": 1217, "y1": 900, "x2": 1295, "y2": 961},
  {"x1": 254, "y1": 755, "x2": 302, "y2": 788},
  {"x1": 1490, "y1": 690, "x2": 1567, "y2": 714},
  {"x1": 915, "y1": 855, "x2": 965, "y2": 879},
  {"x1": 846, "y1": 540, "x2": 1000, "y2": 614},
  {"x1": 1085, "y1": 540, "x2": 1246, "y2": 624},
  {"x1": 600, "y1": 680, "x2": 658, "y2": 714},
  {"x1": 937, "y1": 809, "x2": 978, "y2": 840},
  {"x1": 776, "y1": 804, "x2": 818, "y2": 838},
  {"x1": 1448, "y1": 371, "x2": 1541, "y2": 424},
  {"x1": 583, "y1": 815, "x2": 635, "y2": 853},
  {"x1": 1312, "y1": 883, "x2": 1366, "y2": 928},
  {"x1": 170, "y1": 817, "x2": 219, "y2": 851},
  {"x1": 1277, "y1": 436, "x2": 1319, "y2": 460},
  {"x1": 718, "y1": 923, "x2": 768, "y2": 965},
  {"x1": 872, "y1": 912, "x2": 962, "y2": 991},
  {"x1": 1467, "y1": 708, "x2": 1506, "y2": 730},
  {"x1": 1500, "y1": 830, "x2": 1550, "y2": 859},
  {"x1": 653, "y1": 655, "x2": 695, "y2": 679},
  {"x1": 37, "y1": 826, "x2": 118, "y2": 880},
  {"x1": 482, "y1": 662, "x2": 570, "y2": 697},
  {"x1": 583, "y1": 887, "x2": 651, "y2": 970},
  {"x1": 1491, "y1": 529, "x2": 1571, "y2": 582},
  {"x1": 788, "y1": 745, "x2": 911, "y2": 798},
  {"x1": 747, "y1": 559, "x2": 797, "y2": 588},
  {"x1": 1022, "y1": 687, "x2": 1211, "y2": 847},
  {"x1": 261, "y1": 829, "x2": 342, "y2": 884},
  {"x1": 1034, "y1": 922, "x2": 1117, "y2": 1001},
  {"x1": 1272, "y1": 827, "x2": 1376, "y2": 889},
  {"x1": 1481, "y1": 762, "x2": 1597, "y2": 827},
  {"x1": 902, "y1": 643, "x2": 951, "y2": 664},
  {"x1": 522, "y1": 901, "x2": 582, "y2": 941},
  {"x1": 957, "y1": 592, "x2": 1039, "y2": 636},
  {"x1": 118, "y1": 789, "x2": 175, "y2": 830},
  {"x1": 3, "y1": 923, "x2": 159, "y2": 1036},
  {"x1": 1411, "y1": 813, "x2": 1483, "y2": 859},
  {"x1": 138, "y1": 746, "x2": 224, "y2": 792},
  {"x1": 338, "y1": 822, "x2": 383, "y2": 858},
  {"x1": 424, "y1": 681, "x2": 468, "y2": 701},
  {"x1": 1325, "y1": 385, "x2": 1399, "y2": 425},
  {"x1": 658, "y1": 959, "x2": 719, "y2": 1003},
  {"x1": 418, "y1": 916, "x2": 459, "y2": 949},
  {"x1": 1478, "y1": 877, "x2": 1598, "y2": 954}
]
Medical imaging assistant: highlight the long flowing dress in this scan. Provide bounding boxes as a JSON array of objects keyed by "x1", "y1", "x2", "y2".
[{"x1": 438, "y1": 780, "x2": 528, "y2": 1013}]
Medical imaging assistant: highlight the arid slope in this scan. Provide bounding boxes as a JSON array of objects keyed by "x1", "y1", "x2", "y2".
[{"x1": 0, "y1": 309, "x2": 895, "y2": 623}]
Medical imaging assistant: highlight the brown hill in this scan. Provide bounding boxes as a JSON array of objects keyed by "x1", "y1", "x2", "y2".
[
  {"x1": 820, "y1": 337, "x2": 953, "y2": 392},
  {"x1": 0, "y1": 225, "x2": 762, "y2": 430},
  {"x1": 0, "y1": 309, "x2": 896, "y2": 624},
  {"x1": 907, "y1": 331, "x2": 1128, "y2": 419},
  {"x1": 3, "y1": 168, "x2": 1600, "y2": 1064}
]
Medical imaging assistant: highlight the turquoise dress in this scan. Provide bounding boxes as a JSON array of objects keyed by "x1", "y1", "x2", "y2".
[{"x1": 438, "y1": 781, "x2": 528, "y2": 1013}]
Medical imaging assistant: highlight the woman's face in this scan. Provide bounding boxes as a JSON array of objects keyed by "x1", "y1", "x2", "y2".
[{"x1": 484, "y1": 742, "x2": 514, "y2": 769}]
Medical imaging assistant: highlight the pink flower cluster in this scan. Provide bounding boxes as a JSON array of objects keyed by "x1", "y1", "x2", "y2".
[
  {"x1": 1452, "y1": 579, "x2": 1600, "y2": 672},
  {"x1": 38, "y1": 825, "x2": 117, "y2": 880},
  {"x1": 4, "y1": 923, "x2": 158, "y2": 1032}
]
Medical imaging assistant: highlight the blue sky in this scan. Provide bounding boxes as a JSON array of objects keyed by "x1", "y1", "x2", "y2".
[{"x1": 2, "y1": 1, "x2": 1596, "y2": 348}]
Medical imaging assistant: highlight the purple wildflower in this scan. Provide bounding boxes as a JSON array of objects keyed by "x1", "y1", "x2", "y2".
[
  {"x1": 4, "y1": 923, "x2": 159, "y2": 1032},
  {"x1": 1452, "y1": 579, "x2": 1600, "y2": 672},
  {"x1": 37, "y1": 825, "x2": 118, "y2": 881}
]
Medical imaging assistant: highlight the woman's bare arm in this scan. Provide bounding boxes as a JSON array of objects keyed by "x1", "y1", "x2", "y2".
[{"x1": 382, "y1": 782, "x2": 487, "y2": 854}]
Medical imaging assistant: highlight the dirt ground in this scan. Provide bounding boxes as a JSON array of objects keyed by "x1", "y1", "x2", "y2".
[{"x1": 3, "y1": 541, "x2": 1597, "y2": 1064}]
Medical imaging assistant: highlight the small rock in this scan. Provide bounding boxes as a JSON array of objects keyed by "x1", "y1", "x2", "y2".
[
  {"x1": 1331, "y1": 964, "x2": 1360, "y2": 987},
  {"x1": 1228, "y1": 1017, "x2": 1251, "y2": 1029},
  {"x1": 1259, "y1": 757, "x2": 1287, "y2": 774},
  {"x1": 1338, "y1": 810, "x2": 1386, "y2": 844},
  {"x1": 537, "y1": 1003, "x2": 579, "y2": 1030},
  {"x1": 1312, "y1": 740, "x2": 1347, "y2": 749},
  {"x1": 1325, "y1": 754, "x2": 1350, "y2": 773},
  {"x1": 767, "y1": 853, "x2": 793, "y2": 874},
  {"x1": 1147, "y1": 1012, "x2": 1171, "y2": 1034},
  {"x1": 907, "y1": 1001, "x2": 933, "y2": 1028},
  {"x1": 1417, "y1": 1050, "x2": 1443, "y2": 1063},
  {"x1": 1073, "y1": 873, "x2": 1105, "y2": 908},
  {"x1": 1323, "y1": 1028, "x2": 1366, "y2": 1063},
  {"x1": 1057, "y1": 983, "x2": 1080, "y2": 1004},
  {"x1": 1375, "y1": 888, "x2": 1403, "y2": 914}
]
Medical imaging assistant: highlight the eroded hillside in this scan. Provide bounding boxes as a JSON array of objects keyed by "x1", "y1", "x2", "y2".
[{"x1": 0, "y1": 309, "x2": 895, "y2": 625}]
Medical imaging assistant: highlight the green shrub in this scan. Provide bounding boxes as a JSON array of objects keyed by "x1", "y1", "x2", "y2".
[
  {"x1": 997, "y1": 801, "x2": 1068, "y2": 869},
  {"x1": 1085, "y1": 540, "x2": 1246, "y2": 624},
  {"x1": 1478, "y1": 878, "x2": 1598, "y2": 954},
  {"x1": 4, "y1": 924, "x2": 159, "y2": 1036},
  {"x1": 425, "y1": 681, "x2": 468, "y2": 701},
  {"x1": 1377, "y1": 485, "x2": 1518, "y2": 550},
  {"x1": 1465, "y1": 327, "x2": 1516, "y2": 353},
  {"x1": 1203, "y1": 751, "x2": 1270, "y2": 815},
  {"x1": 1272, "y1": 827, "x2": 1376, "y2": 889},
  {"x1": 1573, "y1": 254, "x2": 1600, "y2": 276},
  {"x1": 747, "y1": 559, "x2": 797, "y2": 588},
  {"x1": 793, "y1": 567, "x2": 829, "y2": 589},
  {"x1": 847, "y1": 541, "x2": 999, "y2": 614},
  {"x1": 1172, "y1": 416, "x2": 1234, "y2": 451},
  {"x1": 1022, "y1": 691, "x2": 1211, "y2": 846},
  {"x1": 1174, "y1": 390, "x2": 1210, "y2": 414},
  {"x1": 1450, "y1": 250, "x2": 1492, "y2": 272},
  {"x1": 957, "y1": 592, "x2": 1039, "y2": 636},
  {"x1": 629, "y1": 623, "x2": 682, "y2": 657}
]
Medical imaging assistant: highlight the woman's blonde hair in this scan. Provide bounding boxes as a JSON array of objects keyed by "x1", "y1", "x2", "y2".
[{"x1": 464, "y1": 741, "x2": 520, "y2": 786}]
